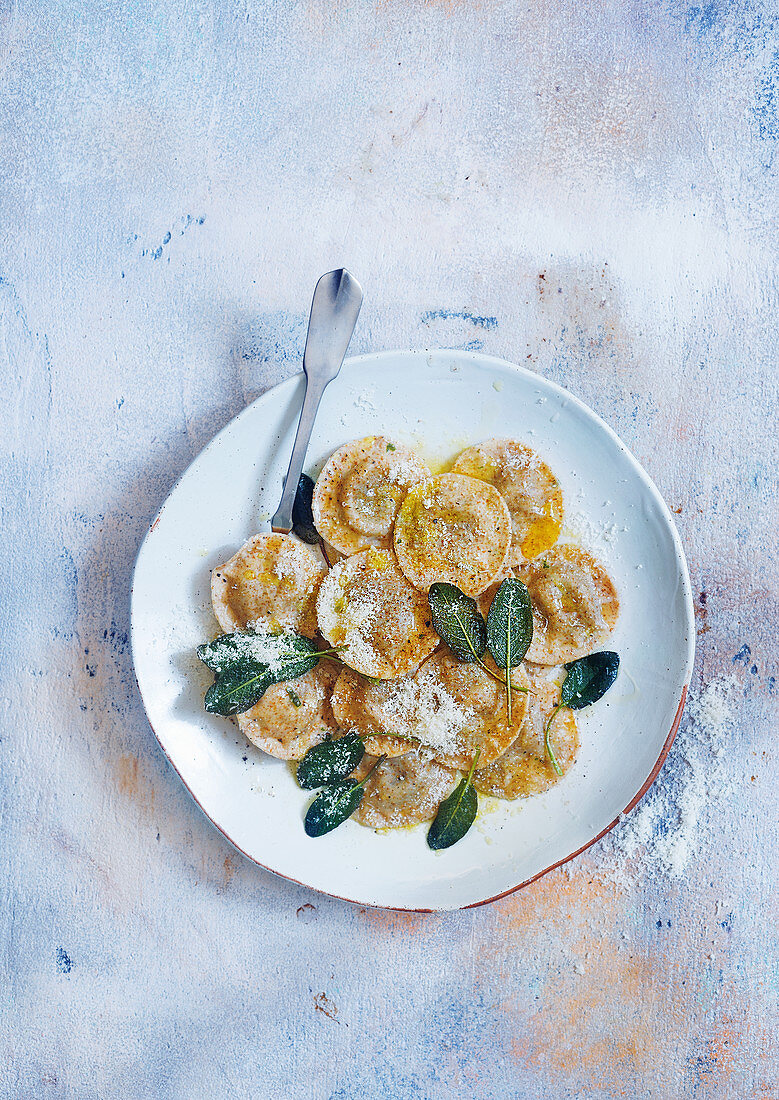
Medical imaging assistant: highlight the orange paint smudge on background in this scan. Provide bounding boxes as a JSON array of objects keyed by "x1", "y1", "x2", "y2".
[
  {"x1": 474, "y1": 861, "x2": 776, "y2": 1097},
  {"x1": 695, "y1": 997, "x2": 777, "y2": 1097},
  {"x1": 114, "y1": 753, "x2": 156, "y2": 817},
  {"x1": 116, "y1": 754, "x2": 139, "y2": 798},
  {"x1": 484, "y1": 865, "x2": 688, "y2": 1092},
  {"x1": 222, "y1": 854, "x2": 236, "y2": 887}
]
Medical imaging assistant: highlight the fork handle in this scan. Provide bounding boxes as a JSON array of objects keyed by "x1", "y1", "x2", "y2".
[{"x1": 271, "y1": 373, "x2": 328, "y2": 533}]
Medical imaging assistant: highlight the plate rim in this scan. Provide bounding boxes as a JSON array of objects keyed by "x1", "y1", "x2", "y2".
[{"x1": 130, "y1": 348, "x2": 696, "y2": 911}]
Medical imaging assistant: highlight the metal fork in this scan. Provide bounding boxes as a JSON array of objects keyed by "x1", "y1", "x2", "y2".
[{"x1": 271, "y1": 269, "x2": 363, "y2": 534}]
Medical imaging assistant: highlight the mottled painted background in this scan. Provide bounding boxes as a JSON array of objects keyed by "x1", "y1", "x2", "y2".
[{"x1": 2, "y1": 1, "x2": 777, "y2": 1097}]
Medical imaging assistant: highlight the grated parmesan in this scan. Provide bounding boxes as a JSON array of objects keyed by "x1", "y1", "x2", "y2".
[
  {"x1": 379, "y1": 675, "x2": 473, "y2": 755},
  {"x1": 209, "y1": 625, "x2": 299, "y2": 676},
  {"x1": 595, "y1": 674, "x2": 740, "y2": 886},
  {"x1": 316, "y1": 580, "x2": 383, "y2": 670}
]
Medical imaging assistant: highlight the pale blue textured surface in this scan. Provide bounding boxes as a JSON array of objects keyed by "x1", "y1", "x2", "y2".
[{"x1": 2, "y1": 2, "x2": 778, "y2": 1097}]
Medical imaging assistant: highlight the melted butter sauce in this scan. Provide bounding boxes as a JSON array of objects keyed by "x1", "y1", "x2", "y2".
[
  {"x1": 520, "y1": 499, "x2": 564, "y2": 559},
  {"x1": 371, "y1": 820, "x2": 426, "y2": 837},
  {"x1": 404, "y1": 433, "x2": 471, "y2": 476},
  {"x1": 474, "y1": 788, "x2": 537, "y2": 844}
]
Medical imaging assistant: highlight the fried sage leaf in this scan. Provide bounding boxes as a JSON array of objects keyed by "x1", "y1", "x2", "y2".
[
  {"x1": 304, "y1": 755, "x2": 386, "y2": 837},
  {"x1": 197, "y1": 630, "x2": 320, "y2": 676},
  {"x1": 427, "y1": 753, "x2": 480, "y2": 850},
  {"x1": 292, "y1": 473, "x2": 320, "y2": 544},
  {"x1": 544, "y1": 651, "x2": 620, "y2": 776},
  {"x1": 197, "y1": 632, "x2": 253, "y2": 672},
  {"x1": 199, "y1": 631, "x2": 325, "y2": 715},
  {"x1": 486, "y1": 577, "x2": 533, "y2": 724},
  {"x1": 486, "y1": 578, "x2": 533, "y2": 670},
  {"x1": 428, "y1": 582, "x2": 487, "y2": 663},
  {"x1": 297, "y1": 733, "x2": 365, "y2": 790},
  {"x1": 562, "y1": 651, "x2": 620, "y2": 709},
  {"x1": 204, "y1": 663, "x2": 274, "y2": 716},
  {"x1": 267, "y1": 636, "x2": 323, "y2": 683}
]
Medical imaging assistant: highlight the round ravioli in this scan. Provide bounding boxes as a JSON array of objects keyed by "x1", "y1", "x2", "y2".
[
  {"x1": 331, "y1": 667, "x2": 418, "y2": 757},
  {"x1": 211, "y1": 534, "x2": 325, "y2": 638},
  {"x1": 393, "y1": 473, "x2": 512, "y2": 597},
  {"x1": 519, "y1": 545, "x2": 619, "y2": 664},
  {"x1": 473, "y1": 673, "x2": 578, "y2": 798},
  {"x1": 453, "y1": 438, "x2": 563, "y2": 563},
  {"x1": 312, "y1": 436, "x2": 430, "y2": 556},
  {"x1": 414, "y1": 651, "x2": 530, "y2": 769},
  {"x1": 342, "y1": 650, "x2": 528, "y2": 769},
  {"x1": 333, "y1": 653, "x2": 528, "y2": 768},
  {"x1": 236, "y1": 660, "x2": 338, "y2": 761},
  {"x1": 316, "y1": 547, "x2": 439, "y2": 679},
  {"x1": 351, "y1": 752, "x2": 458, "y2": 829}
]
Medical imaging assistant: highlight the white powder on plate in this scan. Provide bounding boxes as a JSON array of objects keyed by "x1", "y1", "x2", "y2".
[
  {"x1": 354, "y1": 390, "x2": 377, "y2": 412},
  {"x1": 341, "y1": 389, "x2": 379, "y2": 425},
  {"x1": 561, "y1": 509, "x2": 625, "y2": 555}
]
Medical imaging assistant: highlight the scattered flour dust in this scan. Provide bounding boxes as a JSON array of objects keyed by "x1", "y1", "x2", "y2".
[{"x1": 594, "y1": 673, "x2": 740, "y2": 886}]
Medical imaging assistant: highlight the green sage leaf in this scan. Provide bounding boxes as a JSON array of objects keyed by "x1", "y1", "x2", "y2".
[
  {"x1": 544, "y1": 703, "x2": 564, "y2": 777},
  {"x1": 204, "y1": 663, "x2": 274, "y2": 716},
  {"x1": 427, "y1": 755, "x2": 479, "y2": 850},
  {"x1": 304, "y1": 779, "x2": 364, "y2": 837},
  {"x1": 200, "y1": 630, "x2": 324, "y2": 715},
  {"x1": 269, "y1": 640, "x2": 321, "y2": 683},
  {"x1": 197, "y1": 633, "x2": 253, "y2": 672},
  {"x1": 292, "y1": 473, "x2": 320, "y2": 544},
  {"x1": 297, "y1": 733, "x2": 365, "y2": 790},
  {"x1": 198, "y1": 630, "x2": 319, "y2": 675},
  {"x1": 561, "y1": 651, "x2": 620, "y2": 710},
  {"x1": 303, "y1": 755, "x2": 386, "y2": 837},
  {"x1": 428, "y1": 582, "x2": 487, "y2": 663},
  {"x1": 486, "y1": 578, "x2": 533, "y2": 669}
]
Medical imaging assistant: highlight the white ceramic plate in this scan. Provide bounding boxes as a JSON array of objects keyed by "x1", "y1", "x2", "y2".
[{"x1": 131, "y1": 350, "x2": 694, "y2": 910}]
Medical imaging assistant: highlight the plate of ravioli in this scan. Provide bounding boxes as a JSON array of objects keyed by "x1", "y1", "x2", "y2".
[{"x1": 131, "y1": 350, "x2": 695, "y2": 910}]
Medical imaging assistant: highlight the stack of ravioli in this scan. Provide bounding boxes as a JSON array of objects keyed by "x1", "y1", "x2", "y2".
[{"x1": 210, "y1": 437, "x2": 619, "y2": 830}]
